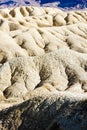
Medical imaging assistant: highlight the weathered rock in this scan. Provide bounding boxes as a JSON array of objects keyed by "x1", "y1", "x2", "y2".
[
  {"x1": 0, "y1": 62, "x2": 11, "y2": 91},
  {"x1": 0, "y1": 31, "x2": 28, "y2": 63},
  {"x1": 0, "y1": 6, "x2": 87, "y2": 130},
  {"x1": 0, "y1": 93, "x2": 87, "y2": 130},
  {"x1": 0, "y1": 49, "x2": 86, "y2": 99},
  {"x1": 0, "y1": 7, "x2": 87, "y2": 59}
]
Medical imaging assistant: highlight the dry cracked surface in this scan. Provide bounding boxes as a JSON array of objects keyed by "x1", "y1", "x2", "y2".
[{"x1": 0, "y1": 6, "x2": 87, "y2": 130}]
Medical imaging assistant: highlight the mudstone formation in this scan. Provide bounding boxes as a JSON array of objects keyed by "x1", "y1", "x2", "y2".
[{"x1": 0, "y1": 6, "x2": 87, "y2": 130}]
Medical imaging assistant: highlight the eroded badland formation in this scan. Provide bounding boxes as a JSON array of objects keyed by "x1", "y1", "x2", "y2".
[{"x1": 0, "y1": 6, "x2": 86, "y2": 130}]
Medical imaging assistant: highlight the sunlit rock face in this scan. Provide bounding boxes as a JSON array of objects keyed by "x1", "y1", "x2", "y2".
[
  {"x1": 0, "y1": 1, "x2": 87, "y2": 130},
  {"x1": 0, "y1": 0, "x2": 87, "y2": 9},
  {"x1": 0, "y1": 5, "x2": 86, "y2": 130}
]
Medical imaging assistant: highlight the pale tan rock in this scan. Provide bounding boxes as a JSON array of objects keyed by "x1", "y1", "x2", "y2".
[
  {"x1": 4, "y1": 78, "x2": 28, "y2": 98},
  {"x1": 0, "y1": 90, "x2": 5, "y2": 100},
  {"x1": 0, "y1": 31, "x2": 28, "y2": 63},
  {"x1": 8, "y1": 22, "x2": 87, "y2": 56},
  {"x1": 0, "y1": 19, "x2": 9, "y2": 32},
  {"x1": 0, "y1": 6, "x2": 87, "y2": 114},
  {"x1": 0, "y1": 62, "x2": 11, "y2": 91},
  {"x1": 54, "y1": 14, "x2": 66, "y2": 26},
  {"x1": 0, "y1": 7, "x2": 87, "y2": 130},
  {"x1": 8, "y1": 57, "x2": 40, "y2": 95},
  {"x1": 9, "y1": 22, "x2": 21, "y2": 31},
  {"x1": 13, "y1": 30, "x2": 45, "y2": 56},
  {"x1": 0, "y1": 6, "x2": 87, "y2": 28},
  {"x1": 0, "y1": 49, "x2": 85, "y2": 100}
]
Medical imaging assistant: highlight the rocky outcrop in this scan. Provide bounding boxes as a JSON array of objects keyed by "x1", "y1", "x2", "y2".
[
  {"x1": 1, "y1": 6, "x2": 87, "y2": 27},
  {"x1": 0, "y1": 7, "x2": 87, "y2": 62},
  {"x1": 0, "y1": 6, "x2": 87, "y2": 130},
  {"x1": 0, "y1": 49, "x2": 87, "y2": 99},
  {"x1": 0, "y1": 93, "x2": 87, "y2": 130}
]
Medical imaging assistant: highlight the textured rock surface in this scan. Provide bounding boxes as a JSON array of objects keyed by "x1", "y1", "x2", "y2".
[
  {"x1": 0, "y1": 6, "x2": 87, "y2": 130},
  {"x1": 1, "y1": 49, "x2": 87, "y2": 99},
  {"x1": 0, "y1": 93, "x2": 87, "y2": 130}
]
